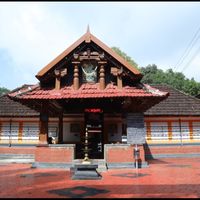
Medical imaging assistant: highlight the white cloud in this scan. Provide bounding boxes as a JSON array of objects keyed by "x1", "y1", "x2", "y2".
[
  {"x1": 0, "y1": 2, "x2": 200, "y2": 89},
  {"x1": 0, "y1": 2, "x2": 78, "y2": 88}
]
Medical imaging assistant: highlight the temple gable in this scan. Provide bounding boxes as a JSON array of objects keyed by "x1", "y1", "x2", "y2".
[{"x1": 36, "y1": 28, "x2": 143, "y2": 91}]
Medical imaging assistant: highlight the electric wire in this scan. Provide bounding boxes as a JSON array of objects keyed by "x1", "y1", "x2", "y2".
[
  {"x1": 174, "y1": 26, "x2": 200, "y2": 71},
  {"x1": 181, "y1": 43, "x2": 200, "y2": 73}
]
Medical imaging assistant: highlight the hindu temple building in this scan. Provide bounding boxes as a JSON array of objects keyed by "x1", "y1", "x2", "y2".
[{"x1": 2, "y1": 28, "x2": 190, "y2": 169}]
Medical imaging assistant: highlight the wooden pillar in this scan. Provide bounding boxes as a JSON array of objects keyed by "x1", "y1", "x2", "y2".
[
  {"x1": 18, "y1": 122, "x2": 23, "y2": 142},
  {"x1": 39, "y1": 115, "x2": 48, "y2": 144},
  {"x1": 39, "y1": 102, "x2": 49, "y2": 144},
  {"x1": 99, "y1": 61, "x2": 106, "y2": 90},
  {"x1": 72, "y1": 62, "x2": 80, "y2": 90},
  {"x1": 117, "y1": 67, "x2": 123, "y2": 89},
  {"x1": 168, "y1": 121, "x2": 172, "y2": 140},
  {"x1": 55, "y1": 69, "x2": 61, "y2": 90},
  {"x1": 55, "y1": 76, "x2": 61, "y2": 90},
  {"x1": 146, "y1": 121, "x2": 151, "y2": 140},
  {"x1": 189, "y1": 121, "x2": 193, "y2": 140},
  {"x1": 58, "y1": 114, "x2": 63, "y2": 143},
  {"x1": 117, "y1": 76, "x2": 122, "y2": 89}
]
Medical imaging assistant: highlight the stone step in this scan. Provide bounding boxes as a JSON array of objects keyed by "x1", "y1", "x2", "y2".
[
  {"x1": 71, "y1": 164, "x2": 102, "y2": 180},
  {"x1": 0, "y1": 154, "x2": 34, "y2": 163},
  {"x1": 72, "y1": 159, "x2": 107, "y2": 172}
]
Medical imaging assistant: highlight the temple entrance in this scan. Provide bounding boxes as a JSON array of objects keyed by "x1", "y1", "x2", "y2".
[{"x1": 75, "y1": 109, "x2": 104, "y2": 159}]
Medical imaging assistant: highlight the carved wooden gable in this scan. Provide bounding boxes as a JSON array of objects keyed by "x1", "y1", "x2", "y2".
[{"x1": 36, "y1": 28, "x2": 143, "y2": 90}]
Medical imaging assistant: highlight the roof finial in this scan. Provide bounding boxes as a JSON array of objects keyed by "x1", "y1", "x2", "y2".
[
  {"x1": 85, "y1": 24, "x2": 91, "y2": 43},
  {"x1": 87, "y1": 24, "x2": 90, "y2": 34}
]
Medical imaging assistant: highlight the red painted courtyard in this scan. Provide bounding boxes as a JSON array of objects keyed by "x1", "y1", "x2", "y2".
[{"x1": 0, "y1": 157, "x2": 200, "y2": 198}]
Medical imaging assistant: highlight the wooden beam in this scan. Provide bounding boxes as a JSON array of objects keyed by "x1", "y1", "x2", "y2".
[{"x1": 79, "y1": 55, "x2": 100, "y2": 61}]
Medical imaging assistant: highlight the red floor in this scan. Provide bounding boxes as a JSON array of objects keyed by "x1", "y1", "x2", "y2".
[{"x1": 1, "y1": 158, "x2": 200, "y2": 198}]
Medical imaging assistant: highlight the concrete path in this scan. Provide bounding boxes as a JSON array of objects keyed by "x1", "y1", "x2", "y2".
[{"x1": 0, "y1": 157, "x2": 200, "y2": 198}]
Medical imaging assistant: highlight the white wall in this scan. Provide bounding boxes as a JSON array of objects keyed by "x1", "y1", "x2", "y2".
[
  {"x1": 179, "y1": 122, "x2": 190, "y2": 139},
  {"x1": 150, "y1": 122, "x2": 168, "y2": 140},
  {"x1": 171, "y1": 122, "x2": 181, "y2": 140},
  {"x1": 0, "y1": 118, "x2": 40, "y2": 143},
  {"x1": 22, "y1": 122, "x2": 39, "y2": 140},
  {"x1": 1, "y1": 122, "x2": 19, "y2": 140},
  {"x1": 145, "y1": 119, "x2": 200, "y2": 142},
  {"x1": 192, "y1": 122, "x2": 200, "y2": 139}
]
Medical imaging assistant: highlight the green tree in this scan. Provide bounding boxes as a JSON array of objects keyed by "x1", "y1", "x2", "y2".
[
  {"x1": 0, "y1": 87, "x2": 10, "y2": 96},
  {"x1": 140, "y1": 64, "x2": 165, "y2": 84},
  {"x1": 111, "y1": 47, "x2": 138, "y2": 68},
  {"x1": 140, "y1": 64, "x2": 200, "y2": 96},
  {"x1": 183, "y1": 78, "x2": 200, "y2": 96},
  {"x1": 111, "y1": 47, "x2": 200, "y2": 96}
]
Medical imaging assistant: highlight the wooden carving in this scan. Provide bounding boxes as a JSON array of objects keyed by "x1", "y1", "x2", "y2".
[
  {"x1": 111, "y1": 67, "x2": 123, "y2": 89},
  {"x1": 54, "y1": 68, "x2": 67, "y2": 90},
  {"x1": 54, "y1": 68, "x2": 67, "y2": 77},
  {"x1": 111, "y1": 67, "x2": 123, "y2": 76}
]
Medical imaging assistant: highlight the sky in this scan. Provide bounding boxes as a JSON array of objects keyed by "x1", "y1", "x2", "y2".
[{"x1": 1, "y1": 2, "x2": 200, "y2": 90}]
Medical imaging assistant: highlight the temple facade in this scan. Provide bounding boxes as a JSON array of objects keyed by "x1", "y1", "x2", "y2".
[{"x1": 1, "y1": 29, "x2": 172, "y2": 168}]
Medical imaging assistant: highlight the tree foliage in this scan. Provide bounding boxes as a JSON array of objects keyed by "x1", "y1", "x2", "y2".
[
  {"x1": 0, "y1": 87, "x2": 10, "y2": 96},
  {"x1": 112, "y1": 47, "x2": 200, "y2": 97},
  {"x1": 140, "y1": 64, "x2": 200, "y2": 96},
  {"x1": 111, "y1": 47, "x2": 138, "y2": 68}
]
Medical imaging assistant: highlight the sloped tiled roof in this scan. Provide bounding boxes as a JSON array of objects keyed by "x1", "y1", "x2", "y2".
[
  {"x1": 0, "y1": 95, "x2": 39, "y2": 117},
  {"x1": 144, "y1": 84, "x2": 200, "y2": 116},
  {"x1": 3, "y1": 84, "x2": 200, "y2": 117},
  {"x1": 9, "y1": 83, "x2": 168, "y2": 100}
]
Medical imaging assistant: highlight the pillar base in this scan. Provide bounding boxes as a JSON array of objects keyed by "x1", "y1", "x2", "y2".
[{"x1": 38, "y1": 141, "x2": 48, "y2": 146}]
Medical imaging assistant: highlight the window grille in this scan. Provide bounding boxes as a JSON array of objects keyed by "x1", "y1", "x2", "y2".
[{"x1": 23, "y1": 123, "x2": 39, "y2": 137}]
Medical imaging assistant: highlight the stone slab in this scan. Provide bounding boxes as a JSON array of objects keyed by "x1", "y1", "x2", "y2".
[{"x1": 71, "y1": 164, "x2": 102, "y2": 180}]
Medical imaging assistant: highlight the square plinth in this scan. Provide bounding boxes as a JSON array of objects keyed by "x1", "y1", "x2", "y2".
[{"x1": 71, "y1": 164, "x2": 102, "y2": 180}]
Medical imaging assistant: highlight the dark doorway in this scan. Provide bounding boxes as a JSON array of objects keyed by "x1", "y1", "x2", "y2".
[
  {"x1": 85, "y1": 109, "x2": 104, "y2": 159},
  {"x1": 75, "y1": 109, "x2": 104, "y2": 159}
]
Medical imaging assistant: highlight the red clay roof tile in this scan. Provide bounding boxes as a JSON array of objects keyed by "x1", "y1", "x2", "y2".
[{"x1": 9, "y1": 83, "x2": 168, "y2": 100}]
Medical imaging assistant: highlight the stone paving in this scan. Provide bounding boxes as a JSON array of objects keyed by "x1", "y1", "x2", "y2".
[{"x1": 1, "y1": 157, "x2": 200, "y2": 198}]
